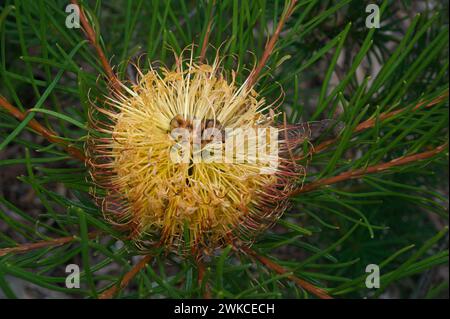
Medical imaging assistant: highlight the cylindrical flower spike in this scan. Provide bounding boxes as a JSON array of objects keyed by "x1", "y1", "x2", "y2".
[{"x1": 87, "y1": 50, "x2": 309, "y2": 253}]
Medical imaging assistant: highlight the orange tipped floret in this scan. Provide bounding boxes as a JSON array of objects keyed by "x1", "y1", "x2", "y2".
[{"x1": 87, "y1": 51, "x2": 306, "y2": 253}]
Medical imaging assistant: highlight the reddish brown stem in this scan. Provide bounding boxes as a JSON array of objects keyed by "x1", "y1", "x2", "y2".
[
  {"x1": 313, "y1": 90, "x2": 449, "y2": 154},
  {"x1": 199, "y1": 1, "x2": 215, "y2": 63},
  {"x1": 0, "y1": 95, "x2": 85, "y2": 161},
  {"x1": 71, "y1": 0, "x2": 121, "y2": 92},
  {"x1": 291, "y1": 143, "x2": 448, "y2": 195},
  {"x1": 243, "y1": 246, "x2": 333, "y2": 299},
  {"x1": 0, "y1": 231, "x2": 99, "y2": 257},
  {"x1": 246, "y1": 0, "x2": 298, "y2": 88},
  {"x1": 99, "y1": 255, "x2": 153, "y2": 299}
]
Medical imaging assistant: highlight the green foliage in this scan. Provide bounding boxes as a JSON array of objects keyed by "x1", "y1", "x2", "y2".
[{"x1": 0, "y1": 0, "x2": 448, "y2": 299}]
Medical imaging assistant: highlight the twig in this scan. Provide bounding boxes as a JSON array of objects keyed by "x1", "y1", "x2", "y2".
[
  {"x1": 242, "y1": 246, "x2": 333, "y2": 299},
  {"x1": 199, "y1": 1, "x2": 215, "y2": 63},
  {"x1": 291, "y1": 143, "x2": 448, "y2": 195},
  {"x1": 70, "y1": 0, "x2": 121, "y2": 92},
  {"x1": 0, "y1": 231, "x2": 99, "y2": 257},
  {"x1": 0, "y1": 95, "x2": 85, "y2": 161},
  {"x1": 246, "y1": 0, "x2": 298, "y2": 89},
  {"x1": 313, "y1": 90, "x2": 449, "y2": 154},
  {"x1": 99, "y1": 255, "x2": 153, "y2": 299}
]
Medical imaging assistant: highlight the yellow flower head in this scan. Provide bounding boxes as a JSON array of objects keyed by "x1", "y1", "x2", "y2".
[{"x1": 87, "y1": 51, "x2": 306, "y2": 253}]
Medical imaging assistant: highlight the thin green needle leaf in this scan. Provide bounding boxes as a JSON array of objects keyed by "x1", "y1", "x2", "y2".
[{"x1": 0, "y1": 40, "x2": 87, "y2": 151}]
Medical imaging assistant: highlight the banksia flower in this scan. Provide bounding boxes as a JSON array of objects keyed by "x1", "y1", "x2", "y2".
[{"x1": 87, "y1": 50, "x2": 308, "y2": 253}]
